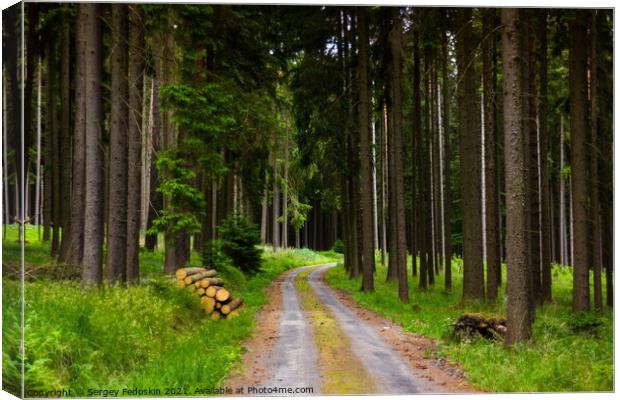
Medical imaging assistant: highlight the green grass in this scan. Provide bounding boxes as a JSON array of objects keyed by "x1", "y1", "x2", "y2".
[
  {"x1": 2, "y1": 224, "x2": 339, "y2": 396},
  {"x1": 325, "y1": 255, "x2": 613, "y2": 392}
]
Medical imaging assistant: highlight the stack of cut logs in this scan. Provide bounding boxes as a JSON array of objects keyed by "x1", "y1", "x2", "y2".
[{"x1": 175, "y1": 267, "x2": 244, "y2": 320}]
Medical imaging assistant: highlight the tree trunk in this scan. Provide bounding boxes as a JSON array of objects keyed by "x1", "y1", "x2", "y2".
[
  {"x1": 502, "y1": 8, "x2": 533, "y2": 345},
  {"x1": 559, "y1": 116, "x2": 566, "y2": 266},
  {"x1": 272, "y1": 151, "x2": 280, "y2": 250},
  {"x1": 482, "y1": 10, "x2": 500, "y2": 301},
  {"x1": 42, "y1": 48, "x2": 52, "y2": 243},
  {"x1": 3, "y1": 6, "x2": 22, "y2": 236},
  {"x1": 144, "y1": 78, "x2": 161, "y2": 251},
  {"x1": 107, "y1": 4, "x2": 130, "y2": 283},
  {"x1": 126, "y1": 5, "x2": 145, "y2": 284},
  {"x1": 457, "y1": 8, "x2": 484, "y2": 301},
  {"x1": 357, "y1": 7, "x2": 374, "y2": 292},
  {"x1": 411, "y1": 25, "x2": 421, "y2": 279},
  {"x1": 441, "y1": 27, "x2": 453, "y2": 291},
  {"x1": 588, "y1": 11, "x2": 603, "y2": 312},
  {"x1": 537, "y1": 12, "x2": 552, "y2": 304},
  {"x1": 82, "y1": 3, "x2": 104, "y2": 286},
  {"x1": 3, "y1": 81, "x2": 10, "y2": 232},
  {"x1": 371, "y1": 113, "x2": 379, "y2": 252},
  {"x1": 596, "y1": 13, "x2": 613, "y2": 308},
  {"x1": 45, "y1": 34, "x2": 62, "y2": 256},
  {"x1": 58, "y1": 10, "x2": 72, "y2": 257},
  {"x1": 432, "y1": 63, "x2": 442, "y2": 276},
  {"x1": 282, "y1": 122, "x2": 289, "y2": 248},
  {"x1": 260, "y1": 184, "x2": 268, "y2": 242},
  {"x1": 23, "y1": 4, "x2": 39, "y2": 221},
  {"x1": 381, "y1": 103, "x2": 388, "y2": 269},
  {"x1": 569, "y1": 12, "x2": 590, "y2": 313},
  {"x1": 526, "y1": 25, "x2": 542, "y2": 308},
  {"x1": 59, "y1": 8, "x2": 86, "y2": 266},
  {"x1": 389, "y1": 9, "x2": 409, "y2": 302},
  {"x1": 425, "y1": 58, "x2": 434, "y2": 287},
  {"x1": 34, "y1": 61, "x2": 42, "y2": 228},
  {"x1": 158, "y1": 12, "x2": 178, "y2": 274}
]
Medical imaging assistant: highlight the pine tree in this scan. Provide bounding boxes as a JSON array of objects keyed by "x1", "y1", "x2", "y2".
[
  {"x1": 456, "y1": 8, "x2": 484, "y2": 301},
  {"x1": 502, "y1": 8, "x2": 533, "y2": 344},
  {"x1": 82, "y1": 3, "x2": 104, "y2": 286}
]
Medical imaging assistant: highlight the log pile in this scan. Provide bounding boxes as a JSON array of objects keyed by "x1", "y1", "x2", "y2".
[
  {"x1": 453, "y1": 314, "x2": 507, "y2": 341},
  {"x1": 175, "y1": 267, "x2": 244, "y2": 320}
]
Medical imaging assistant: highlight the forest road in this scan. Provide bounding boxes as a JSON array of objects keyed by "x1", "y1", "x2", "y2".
[
  {"x1": 263, "y1": 265, "x2": 322, "y2": 394},
  {"x1": 308, "y1": 264, "x2": 445, "y2": 394},
  {"x1": 226, "y1": 264, "x2": 471, "y2": 395}
]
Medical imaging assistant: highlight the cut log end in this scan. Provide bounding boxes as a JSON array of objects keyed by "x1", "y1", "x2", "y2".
[
  {"x1": 221, "y1": 297, "x2": 243, "y2": 315},
  {"x1": 206, "y1": 285, "x2": 223, "y2": 298},
  {"x1": 202, "y1": 296, "x2": 216, "y2": 313},
  {"x1": 215, "y1": 288, "x2": 230, "y2": 302}
]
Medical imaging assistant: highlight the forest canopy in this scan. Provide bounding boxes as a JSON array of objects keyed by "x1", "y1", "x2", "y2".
[{"x1": 2, "y1": 4, "x2": 614, "y2": 348}]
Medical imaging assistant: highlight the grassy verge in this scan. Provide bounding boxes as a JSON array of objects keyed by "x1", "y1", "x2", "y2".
[
  {"x1": 2, "y1": 224, "x2": 339, "y2": 396},
  {"x1": 324, "y1": 256, "x2": 613, "y2": 392}
]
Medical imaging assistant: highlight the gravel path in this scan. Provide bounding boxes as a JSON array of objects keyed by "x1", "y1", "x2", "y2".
[
  {"x1": 264, "y1": 266, "x2": 321, "y2": 394},
  {"x1": 257, "y1": 263, "x2": 458, "y2": 395},
  {"x1": 308, "y1": 264, "x2": 445, "y2": 394}
]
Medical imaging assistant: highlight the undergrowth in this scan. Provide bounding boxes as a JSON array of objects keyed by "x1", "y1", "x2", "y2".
[
  {"x1": 325, "y1": 255, "x2": 613, "y2": 392},
  {"x1": 2, "y1": 224, "x2": 338, "y2": 396}
]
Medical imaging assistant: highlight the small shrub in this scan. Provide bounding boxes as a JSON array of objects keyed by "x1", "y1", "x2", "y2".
[
  {"x1": 217, "y1": 213, "x2": 263, "y2": 275},
  {"x1": 202, "y1": 239, "x2": 228, "y2": 269},
  {"x1": 567, "y1": 312, "x2": 603, "y2": 333},
  {"x1": 332, "y1": 239, "x2": 344, "y2": 254}
]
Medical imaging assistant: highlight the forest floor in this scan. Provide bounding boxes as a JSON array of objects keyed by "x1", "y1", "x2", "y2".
[
  {"x1": 225, "y1": 264, "x2": 473, "y2": 394},
  {"x1": 325, "y1": 258, "x2": 613, "y2": 392},
  {"x1": 1, "y1": 225, "x2": 341, "y2": 396},
  {"x1": 2, "y1": 225, "x2": 612, "y2": 394}
]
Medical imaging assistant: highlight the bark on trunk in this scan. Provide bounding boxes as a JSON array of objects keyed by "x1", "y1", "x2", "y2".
[
  {"x1": 107, "y1": 4, "x2": 130, "y2": 283},
  {"x1": 502, "y1": 8, "x2": 533, "y2": 344},
  {"x1": 126, "y1": 5, "x2": 145, "y2": 283},
  {"x1": 483, "y1": 10, "x2": 500, "y2": 301},
  {"x1": 538, "y1": 12, "x2": 553, "y2": 303},
  {"x1": 357, "y1": 7, "x2": 374, "y2": 292},
  {"x1": 82, "y1": 3, "x2": 104, "y2": 286},
  {"x1": 457, "y1": 8, "x2": 484, "y2": 301},
  {"x1": 144, "y1": 78, "x2": 161, "y2": 251},
  {"x1": 441, "y1": 28, "x2": 453, "y2": 291},
  {"x1": 58, "y1": 11, "x2": 72, "y2": 255},
  {"x1": 272, "y1": 152, "x2": 280, "y2": 250},
  {"x1": 389, "y1": 9, "x2": 409, "y2": 302},
  {"x1": 588, "y1": 11, "x2": 603, "y2": 311},
  {"x1": 59, "y1": 8, "x2": 86, "y2": 266},
  {"x1": 569, "y1": 12, "x2": 590, "y2": 312}
]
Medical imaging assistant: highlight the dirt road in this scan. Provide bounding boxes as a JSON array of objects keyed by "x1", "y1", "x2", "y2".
[{"x1": 225, "y1": 264, "x2": 473, "y2": 395}]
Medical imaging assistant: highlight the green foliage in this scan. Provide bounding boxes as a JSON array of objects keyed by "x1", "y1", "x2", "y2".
[
  {"x1": 566, "y1": 312, "x2": 604, "y2": 333},
  {"x1": 217, "y1": 213, "x2": 263, "y2": 275},
  {"x1": 332, "y1": 239, "x2": 344, "y2": 254},
  {"x1": 325, "y1": 257, "x2": 613, "y2": 392},
  {"x1": 3, "y1": 227, "x2": 339, "y2": 394},
  {"x1": 148, "y1": 148, "x2": 205, "y2": 238},
  {"x1": 202, "y1": 239, "x2": 228, "y2": 270}
]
